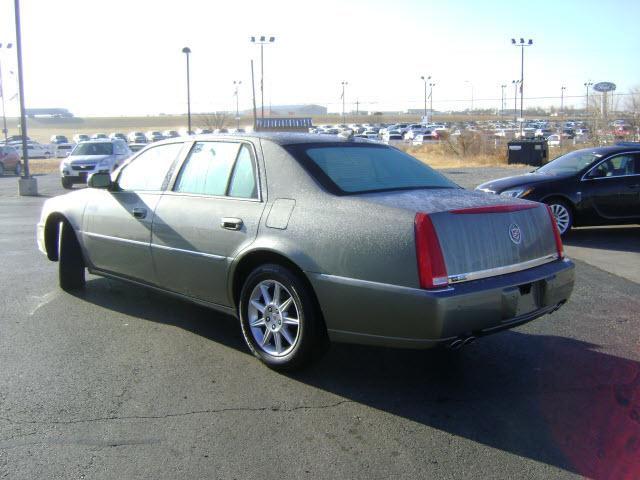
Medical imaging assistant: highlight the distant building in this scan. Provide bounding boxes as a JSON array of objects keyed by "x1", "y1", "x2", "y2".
[
  {"x1": 25, "y1": 108, "x2": 74, "y2": 118},
  {"x1": 244, "y1": 104, "x2": 327, "y2": 116}
]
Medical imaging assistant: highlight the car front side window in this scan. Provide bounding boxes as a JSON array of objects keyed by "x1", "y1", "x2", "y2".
[
  {"x1": 117, "y1": 143, "x2": 183, "y2": 192},
  {"x1": 174, "y1": 141, "x2": 241, "y2": 196}
]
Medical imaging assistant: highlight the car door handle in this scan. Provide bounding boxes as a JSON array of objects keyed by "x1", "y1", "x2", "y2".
[
  {"x1": 629, "y1": 184, "x2": 640, "y2": 189},
  {"x1": 221, "y1": 217, "x2": 243, "y2": 230},
  {"x1": 132, "y1": 207, "x2": 147, "y2": 219}
]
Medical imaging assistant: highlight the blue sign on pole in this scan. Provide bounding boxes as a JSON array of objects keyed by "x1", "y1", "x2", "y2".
[{"x1": 593, "y1": 82, "x2": 616, "y2": 93}]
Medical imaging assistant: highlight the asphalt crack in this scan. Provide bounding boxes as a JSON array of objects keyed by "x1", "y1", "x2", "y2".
[{"x1": 0, "y1": 400, "x2": 354, "y2": 426}]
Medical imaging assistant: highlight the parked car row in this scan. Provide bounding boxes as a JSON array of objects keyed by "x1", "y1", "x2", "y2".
[{"x1": 1, "y1": 138, "x2": 53, "y2": 160}]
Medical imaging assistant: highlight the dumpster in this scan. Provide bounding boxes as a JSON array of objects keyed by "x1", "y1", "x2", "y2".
[{"x1": 507, "y1": 139, "x2": 548, "y2": 166}]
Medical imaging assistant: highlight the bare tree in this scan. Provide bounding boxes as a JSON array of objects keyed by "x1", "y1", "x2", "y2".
[{"x1": 198, "y1": 112, "x2": 229, "y2": 130}]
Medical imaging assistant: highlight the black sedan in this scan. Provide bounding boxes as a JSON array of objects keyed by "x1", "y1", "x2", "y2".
[{"x1": 476, "y1": 143, "x2": 640, "y2": 235}]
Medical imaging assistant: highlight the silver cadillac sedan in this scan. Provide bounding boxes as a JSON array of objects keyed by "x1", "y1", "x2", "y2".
[{"x1": 37, "y1": 133, "x2": 574, "y2": 370}]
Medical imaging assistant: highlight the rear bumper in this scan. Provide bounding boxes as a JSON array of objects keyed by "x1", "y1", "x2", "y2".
[{"x1": 309, "y1": 258, "x2": 574, "y2": 349}]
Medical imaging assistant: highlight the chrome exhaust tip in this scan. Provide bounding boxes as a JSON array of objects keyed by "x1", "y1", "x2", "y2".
[{"x1": 462, "y1": 336, "x2": 476, "y2": 347}]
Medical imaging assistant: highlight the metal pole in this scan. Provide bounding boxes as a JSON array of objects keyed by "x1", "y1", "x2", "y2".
[
  {"x1": 186, "y1": 54, "x2": 191, "y2": 133},
  {"x1": 514, "y1": 82, "x2": 518, "y2": 123},
  {"x1": 429, "y1": 83, "x2": 434, "y2": 121},
  {"x1": 423, "y1": 80, "x2": 427, "y2": 118},
  {"x1": 585, "y1": 83, "x2": 591, "y2": 133},
  {"x1": 341, "y1": 82, "x2": 345, "y2": 124},
  {"x1": 234, "y1": 81, "x2": 241, "y2": 129},
  {"x1": 0, "y1": 60, "x2": 7, "y2": 143},
  {"x1": 260, "y1": 44, "x2": 264, "y2": 119},
  {"x1": 14, "y1": 0, "x2": 29, "y2": 178},
  {"x1": 251, "y1": 60, "x2": 257, "y2": 131},
  {"x1": 182, "y1": 47, "x2": 192, "y2": 134},
  {"x1": 519, "y1": 45, "x2": 524, "y2": 138},
  {"x1": 471, "y1": 84, "x2": 474, "y2": 112}
]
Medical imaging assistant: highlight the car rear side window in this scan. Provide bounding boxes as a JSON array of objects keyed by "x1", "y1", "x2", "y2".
[
  {"x1": 591, "y1": 154, "x2": 640, "y2": 178},
  {"x1": 228, "y1": 145, "x2": 258, "y2": 199},
  {"x1": 118, "y1": 143, "x2": 183, "y2": 192},
  {"x1": 174, "y1": 141, "x2": 241, "y2": 196},
  {"x1": 286, "y1": 143, "x2": 457, "y2": 194}
]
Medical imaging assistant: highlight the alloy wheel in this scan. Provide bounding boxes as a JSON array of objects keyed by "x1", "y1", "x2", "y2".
[
  {"x1": 550, "y1": 203, "x2": 571, "y2": 234},
  {"x1": 247, "y1": 280, "x2": 301, "y2": 357}
]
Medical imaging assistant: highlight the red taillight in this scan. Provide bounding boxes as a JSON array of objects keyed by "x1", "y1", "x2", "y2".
[
  {"x1": 414, "y1": 213, "x2": 448, "y2": 289},
  {"x1": 545, "y1": 204, "x2": 565, "y2": 259}
]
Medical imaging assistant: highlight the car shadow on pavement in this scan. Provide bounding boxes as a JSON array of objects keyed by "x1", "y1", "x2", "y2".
[
  {"x1": 77, "y1": 277, "x2": 640, "y2": 480},
  {"x1": 564, "y1": 226, "x2": 640, "y2": 254},
  {"x1": 293, "y1": 335, "x2": 640, "y2": 480}
]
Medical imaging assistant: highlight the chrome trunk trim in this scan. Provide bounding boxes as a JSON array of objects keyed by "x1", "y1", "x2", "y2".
[{"x1": 448, "y1": 254, "x2": 558, "y2": 284}]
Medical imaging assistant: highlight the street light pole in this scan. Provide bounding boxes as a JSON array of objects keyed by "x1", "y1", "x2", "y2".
[
  {"x1": 181, "y1": 47, "x2": 191, "y2": 134},
  {"x1": 341, "y1": 81, "x2": 348, "y2": 124},
  {"x1": 429, "y1": 81, "x2": 435, "y2": 122},
  {"x1": 420, "y1": 75, "x2": 430, "y2": 119},
  {"x1": 560, "y1": 86, "x2": 566, "y2": 116},
  {"x1": 14, "y1": 0, "x2": 28, "y2": 178},
  {"x1": 0, "y1": 43, "x2": 12, "y2": 143},
  {"x1": 250, "y1": 36, "x2": 275, "y2": 120},
  {"x1": 13, "y1": 0, "x2": 37, "y2": 195},
  {"x1": 233, "y1": 80, "x2": 241, "y2": 129},
  {"x1": 584, "y1": 81, "x2": 593, "y2": 119},
  {"x1": 464, "y1": 80, "x2": 473, "y2": 114},
  {"x1": 511, "y1": 37, "x2": 533, "y2": 138},
  {"x1": 512, "y1": 80, "x2": 520, "y2": 123},
  {"x1": 500, "y1": 84, "x2": 507, "y2": 118}
]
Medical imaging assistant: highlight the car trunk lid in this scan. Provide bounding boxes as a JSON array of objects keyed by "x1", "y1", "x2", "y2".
[{"x1": 358, "y1": 188, "x2": 559, "y2": 284}]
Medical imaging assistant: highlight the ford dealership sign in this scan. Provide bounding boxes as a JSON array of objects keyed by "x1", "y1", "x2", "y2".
[{"x1": 593, "y1": 82, "x2": 616, "y2": 93}]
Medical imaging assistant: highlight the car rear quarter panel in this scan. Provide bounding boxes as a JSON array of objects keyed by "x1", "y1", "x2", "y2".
[{"x1": 255, "y1": 140, "x2": 420, "y2": 288}]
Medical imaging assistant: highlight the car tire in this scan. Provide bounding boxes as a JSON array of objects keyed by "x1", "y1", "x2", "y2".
[
  {"x1": 61, "y1": 178, "x2": 73, "y2": 189},
  {"x1": 547, "y1": 199, "x2": 573, "y2": 236},
  {"x1": 238, "y1": 263, "x2": 327, "y2": 371},
  {"x1": 58, "y1": 221, "x2": 85, "y2": 292},
  {"x1": 14, "y1": 162, "x2": 22, "y2": 176}
]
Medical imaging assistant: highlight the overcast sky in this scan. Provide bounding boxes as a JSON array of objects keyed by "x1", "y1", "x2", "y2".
[{"x1": 0, "y1": 0, "x2": 638, "y2": 116}]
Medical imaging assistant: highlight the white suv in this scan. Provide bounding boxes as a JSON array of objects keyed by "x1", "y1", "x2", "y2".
[{"x1": 60, "y1": 139, "x2": 132, "y2": 189}]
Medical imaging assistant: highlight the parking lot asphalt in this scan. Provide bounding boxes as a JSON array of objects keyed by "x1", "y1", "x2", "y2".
[{"x1": 1, "y1": 172, "x2": 639, "y2": 479}]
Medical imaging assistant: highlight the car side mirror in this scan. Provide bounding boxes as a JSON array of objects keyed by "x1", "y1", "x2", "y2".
[{"x1": 88, "y1": 172, "x2": 112, "y2": 189}]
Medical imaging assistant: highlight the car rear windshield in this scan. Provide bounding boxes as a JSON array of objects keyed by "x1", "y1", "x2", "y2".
[
  {"x1": 537, "y1": 149, "x2": 603, "y2": 175},
  {"x1": 71, "y1": 143, "x2": 113, "y2": 156},
  {"x1": 285, "y1": 143, "x2": 457, "y2": 194}
]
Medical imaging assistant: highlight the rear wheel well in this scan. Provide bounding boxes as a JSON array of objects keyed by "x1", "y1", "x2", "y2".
[
  {"x1": 44, "y1": 213, "x2": 68, "y2": 261},
  {"x1": 232, "y1": 251, "x2": 325, "y2": 324}
]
